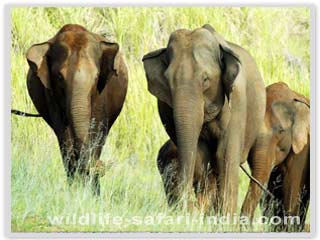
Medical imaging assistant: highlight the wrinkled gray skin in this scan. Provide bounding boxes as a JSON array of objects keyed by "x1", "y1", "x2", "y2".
[
  {"x1": 143, "y1": 24, "x2": 266, "y2": 214},
  {"x1": 26, "y1": 24, "x2": 128, "y2": 195},
  {"x1": 241, "y1": 82, "x2": 310, "y2": 230}
]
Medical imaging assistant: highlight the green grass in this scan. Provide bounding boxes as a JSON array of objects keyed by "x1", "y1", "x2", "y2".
[{"x1": 11, "y1": 7, "x2": 310, "y2": 232}]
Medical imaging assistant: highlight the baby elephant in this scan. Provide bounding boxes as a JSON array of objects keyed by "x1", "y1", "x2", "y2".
[
  {"x1": 157, "y1": 139, "x2": 217, "y2": 212},
  {"x1": 241, "y1": 82, "x2": 310, "y2": 230}
]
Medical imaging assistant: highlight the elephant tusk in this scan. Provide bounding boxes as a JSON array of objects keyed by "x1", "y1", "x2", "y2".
[
  {"x1": 11, "y1": 109, "x2": 41, "y2": 117},
  {"x1": 240, "y1": 164, "x2": 275, "y2": 199}
]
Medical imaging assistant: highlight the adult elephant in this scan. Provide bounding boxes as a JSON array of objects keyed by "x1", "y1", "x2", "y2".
[
  {"x1": 241, "y1": 82, "x2": 310, "y2": 230},
  {"x1": 143, "y1": 24, "x2": 266, "y2": 215},
  {"x1": 26, "y1": 24, "x2": 128, "y2": 195}
]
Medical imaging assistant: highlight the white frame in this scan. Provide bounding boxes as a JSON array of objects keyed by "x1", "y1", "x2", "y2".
[{"x1": 2, "y1": 2, "x2": 317, "y2": 239}]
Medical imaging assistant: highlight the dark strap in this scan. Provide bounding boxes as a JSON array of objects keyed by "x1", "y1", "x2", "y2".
[{"x1": 11, "y1": 109, "x2": 41, "y2": 117}]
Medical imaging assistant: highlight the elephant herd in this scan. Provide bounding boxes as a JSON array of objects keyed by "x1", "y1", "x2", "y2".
[{"x1": 17, "y1": 24, "x2": 310, "y2": 231}]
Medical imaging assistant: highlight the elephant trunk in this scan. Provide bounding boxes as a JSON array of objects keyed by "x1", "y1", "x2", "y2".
[
  {"x1": 69, "y1": 83, "x2": 92, "y2": 173},
  {"x1": 70, "y1": 88, "x2": 91, "y2": 143},
  {"x1": 173, "y1": 87, "x2": 204, "y2": 203}
]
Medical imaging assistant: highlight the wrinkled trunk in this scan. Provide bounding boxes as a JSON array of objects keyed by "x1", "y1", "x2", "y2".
[
  {"x1": 173, "y1": 87, "x2": 203, "y2": 205},
  {"x1": 70, "y1": 87, "x2": 92, "y2": 172}
]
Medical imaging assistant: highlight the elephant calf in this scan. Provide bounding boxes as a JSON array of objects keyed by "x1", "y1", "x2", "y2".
[
  {"x1": 241, "y1": 82, "x2": 310, "y2": 230},
  {"x1": 157, "y1": 139, "x2": 218, "y2": 213},
  {"x1": 26, "y1": 24, "x2": 128, "y2": 194}
]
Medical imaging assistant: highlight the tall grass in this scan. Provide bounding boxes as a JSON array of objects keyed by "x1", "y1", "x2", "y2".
[{"x1": 11, "y1": 7, "x2": 310, "y2": 232}]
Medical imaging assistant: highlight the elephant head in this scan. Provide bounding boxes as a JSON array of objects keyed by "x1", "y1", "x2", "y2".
[
  {"x1": 268, "y1": 83, "x2": 310, "y2": 164},
  {"x1": 143, "y1": 24, "x2": 241, "y2": 196},
  {"x1": 26, "y1": 24, "x2": 119, "y2": 146}
]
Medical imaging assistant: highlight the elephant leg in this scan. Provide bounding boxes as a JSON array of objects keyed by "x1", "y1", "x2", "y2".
[
  {"x1": 58, "y1": 127, "x2": 77, "y2": 185},
  {"x1": 298, "y1": 155, "x2": 310, "y2": 232},
  {"x1": 215, "y1": 93, "x2": 247, "y2": 216},
  {"x1": 282, "y1": 148, "x2": 309, "y2": 231},
  {"x1": 283, "y1": 165, "x2": 302, "y2": 217},
  {"x1": 63, "y1": 137, "x2": 96, "y2": 194},
  {"x1": 298, "y1": 185, "x2": 310, "y2": 231},
  {"x1": 82, "y1": 125, "x2": 108, "y2": 196},
  {"x1": 67, "y1": 120, "x2": 107, "y2": 196},
  {"x1": 216, "y1": 132, "x2": 242, "y2": 216},
  {"x1": 261, "y1": 167, "x2": 284, "y2": 217},
  {"x1": 195, "y1": 140, "x2": 217, "y2": 214},
  {"x1": 157, "y1": 140, "x2": 180, "y2": 206},
  {"x1": 241, "y1": 166, "x2": 273, "y2": 223},
  {"x1": 88, "y1": 143, "x2": 106, "y2": 196},
  {"x1": 258, "y1": 166, "x2": 286, "y2": 232},
  {"x1": 158, "y1": 139, "x2": 217, "y2": 211},
  {"x1": 197, "y1": 171, "x2": 218, "y2": 214},
  {"x1": 283, "y1": 173, "x2": 302, "y2": 219},
  {"x1": 241, "y1": 145, "x2": 273, "y2": 223},
  {"x1": 90, "y1": 174, "x2": 100, "y2": 196}
]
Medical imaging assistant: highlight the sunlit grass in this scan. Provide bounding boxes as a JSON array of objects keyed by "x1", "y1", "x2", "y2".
[{"x1": 11, "y1": 7, "x2": 310, "y2": 232}]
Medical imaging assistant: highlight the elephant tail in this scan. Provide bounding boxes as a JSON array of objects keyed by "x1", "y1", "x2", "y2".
[
  {"x1": 240, "y1": 164, "x2": 275, "y2": 199},
  {"x1": 11, "y1": 109, "x2": 41, "y2": 117}
]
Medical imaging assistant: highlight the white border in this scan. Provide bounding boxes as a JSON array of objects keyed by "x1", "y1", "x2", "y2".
[{"x1": 1, "y1": 1, "x2": 317, "y2": 239}]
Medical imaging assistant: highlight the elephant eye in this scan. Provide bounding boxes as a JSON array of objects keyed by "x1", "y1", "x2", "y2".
[
  {"x1": 57, "y1": 73, "x2": 64, "y2": 81},
  {"x1": 278, "y1": 126, "x2": 285, "y2": 134},
  {"x1": 203, "y1": 75, "x2": 210, "y2": 90}
]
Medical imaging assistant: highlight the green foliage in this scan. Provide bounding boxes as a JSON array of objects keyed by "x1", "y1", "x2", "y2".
[{"x1": 11, "y1": 7, "x2": 310, "y2": 232}]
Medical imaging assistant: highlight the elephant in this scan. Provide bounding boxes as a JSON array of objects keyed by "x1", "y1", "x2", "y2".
[
  {"x1": 241, "y1": 82, "x2": 310, "y2": 230},
  {"x1": 143, "y1": 24, "x2": 266, "y2": 214},
  {"x1": 157, "y1": 139, "x2": 218, "y2": 213},
  {"x1": 25, "y1": 24, "x2": 128, "y2": 195}
]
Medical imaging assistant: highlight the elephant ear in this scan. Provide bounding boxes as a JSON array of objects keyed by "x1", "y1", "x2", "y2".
[
  {"x1": 291, "y1": 98, "x2": 310, "y2": 154},
  {"x1": 219, "y1": 44, "x2": 241, "y2": 100},
  {"x1": 98, "y1": 41, "x2": 119, "y2": 94},
  {"x1": 142, "y1": 48, "x2": 171, "y2": 107},
  {"x1": 202, "y1": 24, "x2": 241, "y2": 100},
  {"x1": 26, "y1": 42, "x2": 50, "y2": 89}
]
